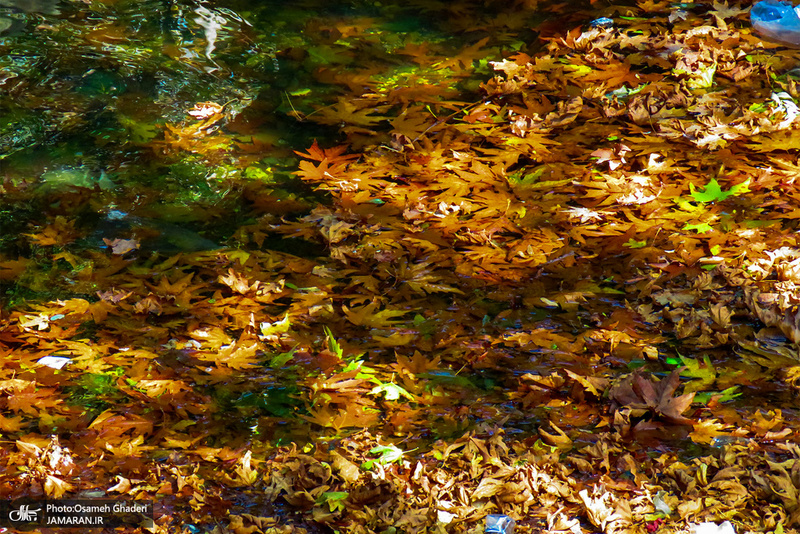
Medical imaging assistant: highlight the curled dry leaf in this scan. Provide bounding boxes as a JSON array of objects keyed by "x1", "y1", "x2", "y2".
[{"x1": 609, "y1": 370, "x2": 695, "y2": 426}]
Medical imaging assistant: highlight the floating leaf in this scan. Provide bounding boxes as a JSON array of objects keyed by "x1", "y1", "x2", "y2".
[{"x1": 690, "y1": 178, "x2": 751, "y2": 203}]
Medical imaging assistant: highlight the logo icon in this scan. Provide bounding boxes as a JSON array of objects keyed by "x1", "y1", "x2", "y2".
[{"x1": 9, "y1": 504, "x2": 41, "y2": 522}]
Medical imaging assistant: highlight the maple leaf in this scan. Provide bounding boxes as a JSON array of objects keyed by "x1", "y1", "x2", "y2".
[
  {"x1": 689, "y1": 418, "x2": 732, "y2": 445},
  {"x1": 689, "y1": 178, "x2": 751, "y2": 203},
  {"x1": 230, "y1": 450, "x2": 259, "y2": 487},
  {"x1": 213, "y1": 341, "x2": 261, "y2": 370},
  {"x1": 393, "y1": 260, "x2": 464, "y2": 295},
  {"x1": 342, "y1": 299, "x2": 409, "y2": 329},
  {"x1": 302, "y1": 403, "x2": 380, "y2": 430},
  {"x1": 218, "y1": 268, "x2": 260, "y2": 294},
  {"x1": 7, "y1": 385, "x2": 63, "y2": 416},
  {"x1": 676, "y1": 354, "x2": 716, "y2": 393},
  {"x1": 295, "y1": 157, "x2": 338, "y2": 184},
  {"x1": 391, "y1": 106, "x2": 436, "y2": 139},
  {"x1": 591, "y1": 144, "x2": 631, "y2": 170},
  {"x1": 0, "y1": 257, "x2": 29, "y2": 280},
  {"x1": 25, "y1": 216, "x2": 80, "y2": 246},
  {"x1": 432, "y1": 37, "x2": 491, "y2": 71},
  {"x1": 191, "y1": 325, "x2": 234, "y2": 349},
  {"x1": 579, "y1": 487, "x2": 629, "y2": 532},
  {"x1": 18, "y1": 313, "x2": 52, "y2": 331},
  {"x1": 710, "y1": 0, "x2": 748, "y2": 20},
  {"x1": 392, "y1": 351, "x2": 442, "y2": 378},
  {"x1": 471, "y1": 477, "x2": 504, "y2": 499},
  {"x1": 312, "y1": 98, "x2": 388, "y2": 127},
  {"x1": 45, "y1": 475, "x2": 74, "y2": 498},
  {"x1": 539, "y1": 422, "x2": 573, "y2": 450},
  {"x1": 395, "y1": 41, "x2": 436, "y2": 66},
  {"x1": 106, "y1": 476, "x2": 133, "y2": 494},
  {"x1": 88, "y1": 410, "x2": 154, "y2": 438},
  {"x1": 609, "y1": 370, "x2": 695, "y2": 425},
  {"x1": 684, "y1": 222, "x2": 713, "y2": 233},
  {"x1": 136, "y1": 379, "x2": 193, "y2": 397},
  {"x1": 133, "y1": 295, "x2": 163, "y2": 314},
  {"x1": 293, "y1": 142, "x2": 358, "y2": 184},
  {"x1": 361, "y1": 443, "x2": 409, "y2": 470},
  {"x1": 489, "y1": 56, "x2": 529, "y2": 77},
  {"x1": 0, "y1": 413, "x2": 25, "y2": 432},
  {"x1": 564, "y1": 369, "x2": 609, "y2": 397},
  {"x1": 563, "y1": 206, "x2": 608, "y2": 223}
]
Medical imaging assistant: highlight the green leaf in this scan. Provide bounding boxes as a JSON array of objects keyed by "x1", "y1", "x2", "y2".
[
  {"x1": 684, "y1": 222, "x2": 713, "y2": 233},
  {"x1": 244, "y1": 166, "x2": 275, "y2": 182},
  {"x1": 269, "y1": 347, "x2": 297, "y2": 368},
  {"x1": 716, "y1": 386, "x2": 741, "y2": 403},
  {"x1": 607, "y1": 85, "x2": 646, "y2": 99},
  {"x1": 421, "y1": 370, "x2": 475, "y2": 389},
  {"x1": 680, "y1": 354, "x2": 715, "y2": 379},
  {"x1": 118, "y1": 115, "x2": 159, "y2": 143},
  {"x1": 690, "y1": 178, "x2": 750, "y2": 203},
  {"x1": 745, "y1": 219, "x2": 775, "y2": 228},
  {"x1": 623, "y1": 238, "x2": 647, "y2": 249},
  {"x1": 361, "y1": 444, "x2": 409, "y2": 470},
  {"x1": 678, "y1": 354, "x2": 716, "y2": 393},
  {"x1": 693, "y1": 386, "x2": 741, "y2": 405},
  {"x1": 342, "y1": 360, "x2": 377, "y2": 380},
  {"x1": 324, "y1": 326, "x2": 343, "y2": 358},
  {"x1": 316, "y1": 491, "x2": 349, "y2": 512}
]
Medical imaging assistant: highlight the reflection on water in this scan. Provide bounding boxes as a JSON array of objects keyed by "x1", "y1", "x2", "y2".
[
  {"x1": 193, "y1": 6, "x2": 229, "y2": 63},
  {"x1": 0, "y1": 0, "x2": 265, "y2": 184},
  {"x1": 0, "y1": 0, "x2": 61, "y2": 35},
  {"x1": 0, "y1": 0, "x2": 526, "y2": 295},
  {"x1": 0, "y1": 0, "x2": 59, "y2": 14}
]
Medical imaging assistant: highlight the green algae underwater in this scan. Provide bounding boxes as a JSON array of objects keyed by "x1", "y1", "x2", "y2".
[{"x1": 1, "y1": 0, "x2": 800, "y2": 533}]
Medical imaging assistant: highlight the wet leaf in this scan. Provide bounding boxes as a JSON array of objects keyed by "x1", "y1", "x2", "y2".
[{"x1": 690, "y1": 178, "x2": 751, "y2": 203}]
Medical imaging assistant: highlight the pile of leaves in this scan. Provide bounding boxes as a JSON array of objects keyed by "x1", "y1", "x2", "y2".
[{"x1": 7, "y1": 0, "x2": 800, "y2": 532}]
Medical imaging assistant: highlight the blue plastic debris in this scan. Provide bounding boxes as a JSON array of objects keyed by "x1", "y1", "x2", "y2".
[
  {"x1": 486, "y1": 514, "x2": 515, "y2": 534},
  {"x1": 751, "y1": 0, "x2": 800, "y2": 46},
  {"x1": 590, "y1": 17, "x2": 614, "y2": 28}
]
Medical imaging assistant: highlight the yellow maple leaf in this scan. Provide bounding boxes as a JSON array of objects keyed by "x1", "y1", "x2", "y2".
[
  {"x1": 45, "y1": 475, "x2": 74, "y2": 498},
  {"x1": 0, "y1": 413, "x2": 25, "y2": 432},
  {"x1": 689, "y1": 418, "x2": 731, "y2": 445},
  {"x1": 231, "y1": 450, "x2": 259, "y2": 487},
  {"x1": 343, "y1": 300, "x2": 408, "y2": 329},
  {"x1": 711, "y1": 0, "x2": 748, "y2": 20}
]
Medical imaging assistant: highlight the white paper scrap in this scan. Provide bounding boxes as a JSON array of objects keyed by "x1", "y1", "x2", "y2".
[
  {"x1": 36, "y1": 356, "x2": 71, "y2": 370},
  {"x1": 690, "y1": 521, "x2": 735, "y2": 534}
]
